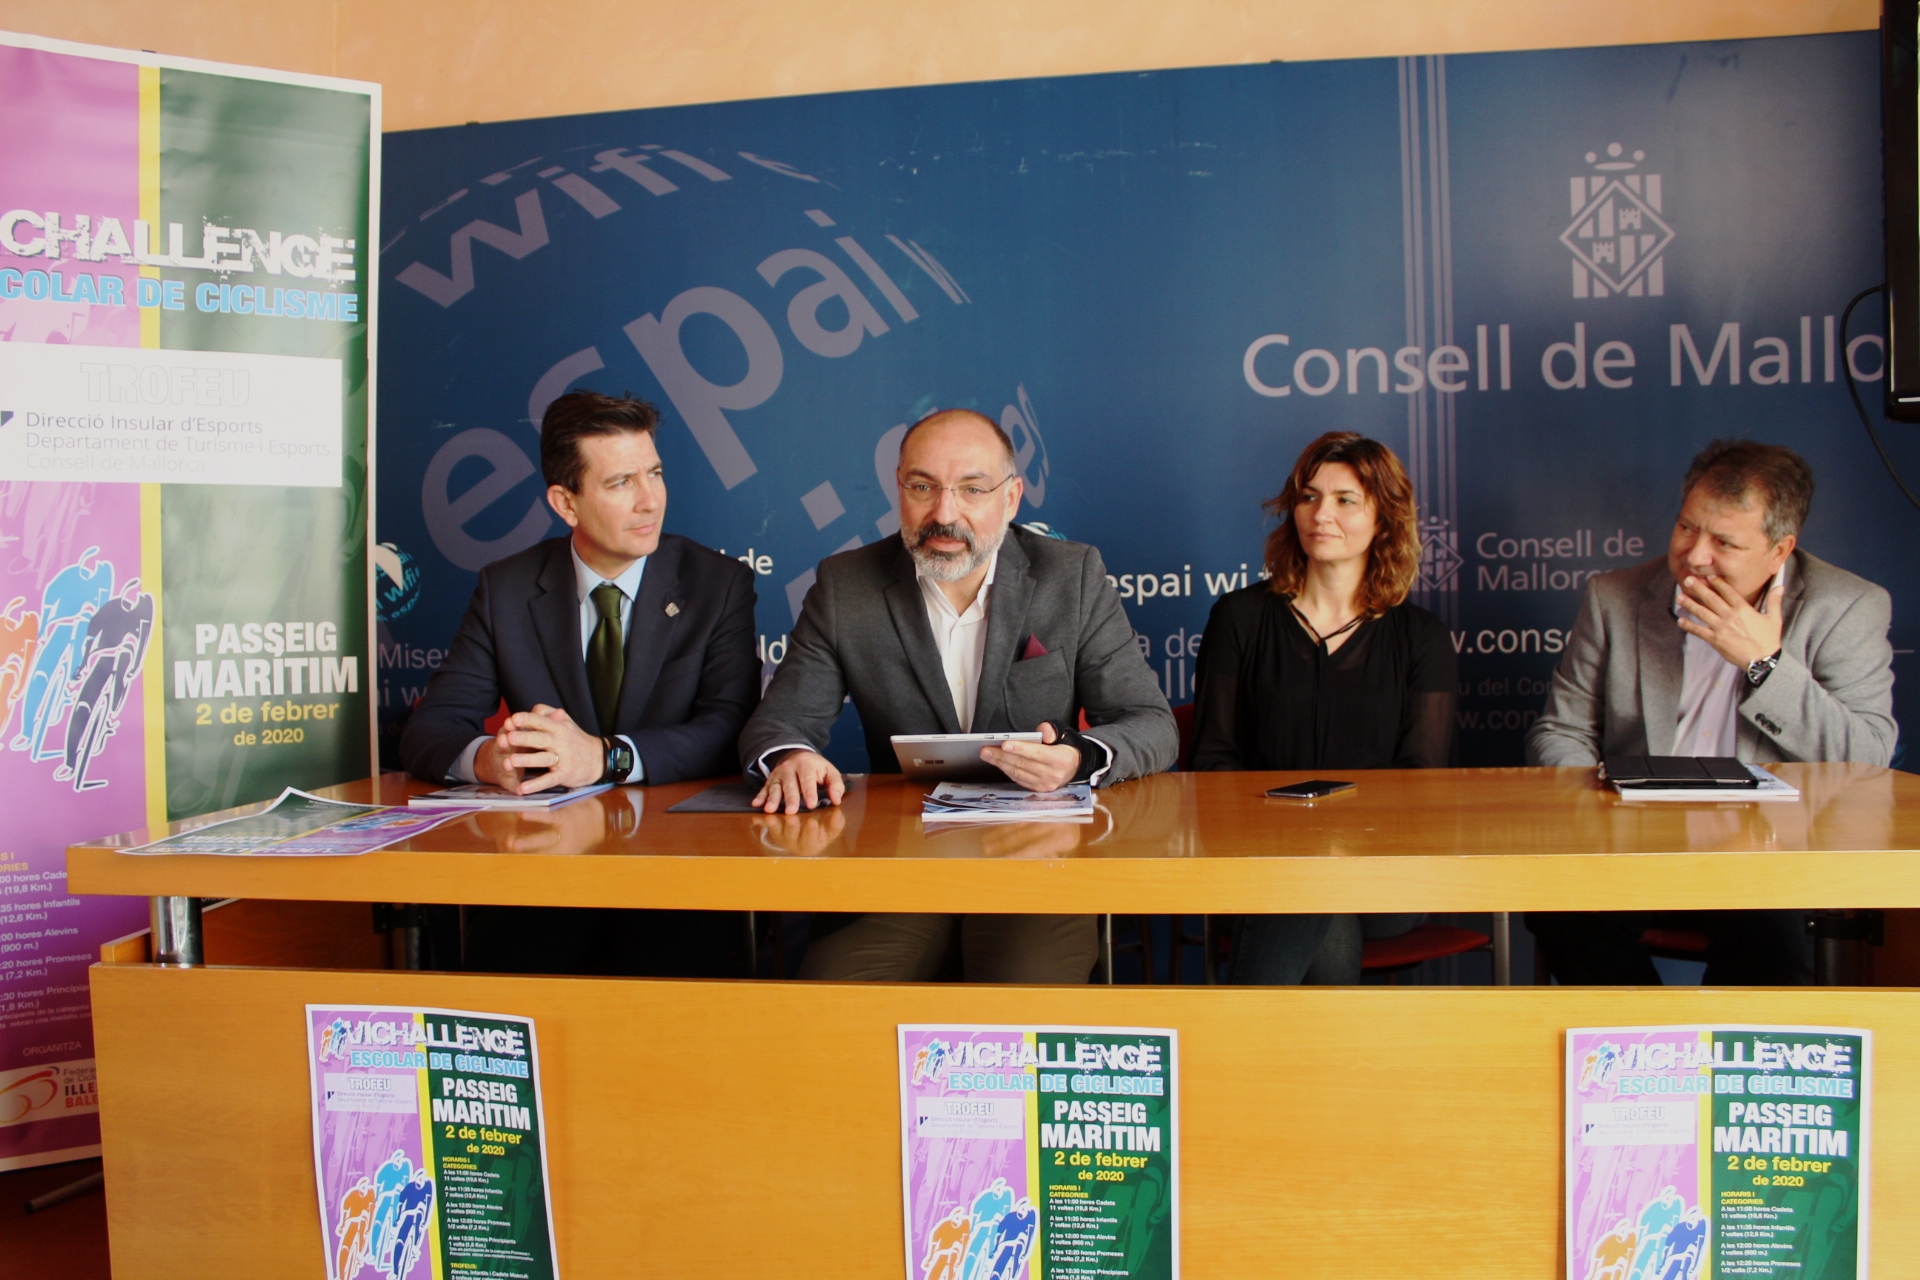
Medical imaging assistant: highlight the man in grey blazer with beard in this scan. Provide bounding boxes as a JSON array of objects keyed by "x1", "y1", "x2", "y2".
[
  {"x1": 739, "y1": 408, "x2": 1178, "y2": 983},
  {"x1": 1526, "y1": 439, "x2": 1895, "y2": 984}
]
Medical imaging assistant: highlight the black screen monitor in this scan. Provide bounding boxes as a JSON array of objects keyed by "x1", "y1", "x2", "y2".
[{"x1": 1885, "y1": 0, "x2": 1920, "y2": 418}]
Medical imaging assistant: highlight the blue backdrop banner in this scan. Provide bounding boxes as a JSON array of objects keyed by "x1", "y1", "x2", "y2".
[{"x1": 376, "y1": 32, "x2": 1914, "y2": 768}]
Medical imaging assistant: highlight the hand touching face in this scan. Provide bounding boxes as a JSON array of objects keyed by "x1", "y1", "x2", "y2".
[{"x1": 1667, "y1": 486, "x2": 1794, "y2": 605}]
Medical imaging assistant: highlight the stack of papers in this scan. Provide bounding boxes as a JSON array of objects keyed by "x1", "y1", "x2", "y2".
[
  {"x1": 408, "y1": 783, "x2": 612, "y2": 810},
  {"x1": 920, "y1": 783, "x2": 1095, "y2": 824},
  {"x1": 127, "y1": 788, "x2": 477, "y2": 856},
  {"x1": 1608, "y1": 763, "x2": 1800, "y2": 802}
]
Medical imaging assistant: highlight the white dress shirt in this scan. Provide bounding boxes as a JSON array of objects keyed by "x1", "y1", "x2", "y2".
[
  {"x1": 918, "y1": 556, "x2": 997, "y2": 732},
  {"x1": 451, "y1": 543, "x2": 648, "y2": 784},
  {"x1": 1671, "y1": 563, "x2": 1785, "y2": 758}
]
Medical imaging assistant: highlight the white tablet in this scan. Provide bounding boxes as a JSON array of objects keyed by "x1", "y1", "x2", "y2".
[{"x1": 890, "y1": 732, "x2": 1044, "y2": 782}]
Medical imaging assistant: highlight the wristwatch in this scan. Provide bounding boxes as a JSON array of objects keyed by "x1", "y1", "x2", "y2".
[
  {"x1": 1745, "y1": 650, "x2": 1782, "y2": 687},
  {"x1": 600, "y1": 736, "x2": 635, "y2": 784},
  {"x1": 1038, "y1": 721, "x2": 1106, "y2": 784}
]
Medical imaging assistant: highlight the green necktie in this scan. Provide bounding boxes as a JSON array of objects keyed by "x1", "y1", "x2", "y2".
[{"x1": 587, "y1": 582, "x2": 626, "y2": 734}]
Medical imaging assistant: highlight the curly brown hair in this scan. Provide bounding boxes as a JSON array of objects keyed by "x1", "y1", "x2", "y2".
[{"x1": 1262, "y1": 431, "x2": 1421, "y2": 615}]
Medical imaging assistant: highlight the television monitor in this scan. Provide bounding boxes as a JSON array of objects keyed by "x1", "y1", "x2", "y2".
[{"x1": 1884, "y1": 0, "x2": 1920, "y2": 418}]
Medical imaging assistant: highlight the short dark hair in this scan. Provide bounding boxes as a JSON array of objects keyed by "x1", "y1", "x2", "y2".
[
  {"x1": 1681, "y1": 439, "x2": 1814, "y2": 544},
  {"x1": 898, "y1": 408, "x2": 1016, "y2": 471},
  {"x1": 540, "y1": 391, "x2": 660, "y2": 492}
]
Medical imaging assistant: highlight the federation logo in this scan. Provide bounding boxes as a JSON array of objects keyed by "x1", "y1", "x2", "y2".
[
  {"x1": 1561, "y1": 143, "x2": 1673, "y2": 298},
  {"x1": 1416, "y1": 516, "x2": 1463, "y2": 592},
  {"x1": 372, "y1": 542, "x2": 422, "y2": 621}
]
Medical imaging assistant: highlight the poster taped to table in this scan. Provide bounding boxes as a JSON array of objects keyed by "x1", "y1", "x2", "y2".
[
  {"x1": 899, "y1": 1024, "x2": 1178, "y2": 1280},
  {"x1": 1566, "y1": 1024, "x2": 1869, "y2": 1280},
  {"x1": 306, "y1": 1005, "x2": 559, "y2": 1280}
]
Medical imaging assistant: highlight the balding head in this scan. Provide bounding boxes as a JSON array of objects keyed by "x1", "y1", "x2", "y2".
[
  {"x1": 898, "y1": 409, "x2": 1016, "y2": 472},
  {"x1": 894, "y1": 407, "x2": 1023, "y2": 584}
]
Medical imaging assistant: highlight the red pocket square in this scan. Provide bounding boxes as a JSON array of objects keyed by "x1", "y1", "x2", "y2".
[{"x1": 1021, "y1": 635, "x2": 1049, "y2": 660}]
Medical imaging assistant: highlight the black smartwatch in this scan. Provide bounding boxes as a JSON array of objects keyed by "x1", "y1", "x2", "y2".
[{"x1": 600, "y1": 736, "x2": 635, "y2": 784}]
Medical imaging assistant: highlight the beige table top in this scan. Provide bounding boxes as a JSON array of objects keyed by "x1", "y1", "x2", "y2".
[{"x1": 66, "y1": 764, "x2": 1920, "y2": 913}]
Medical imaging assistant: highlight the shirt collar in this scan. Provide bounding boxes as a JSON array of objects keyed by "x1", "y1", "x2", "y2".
[
  {"x1": 571, "y1": 540, "x2": 648, "y2": 603},
  {"x1": 917, "y1": 549, "x2": 998, "y2": 621}
]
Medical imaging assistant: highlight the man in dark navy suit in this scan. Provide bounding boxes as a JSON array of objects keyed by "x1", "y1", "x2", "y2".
[{"x1": 401, "y1": 391, "x2": 759, "y2": 976}]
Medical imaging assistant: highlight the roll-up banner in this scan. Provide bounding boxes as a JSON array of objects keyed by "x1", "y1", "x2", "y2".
[
  {"x1": 0, "y1": 29, "x2": 377, "y2": 1171},
  {"x1": 375, "y1": 32, "x2": 1916, "y2": 770}
]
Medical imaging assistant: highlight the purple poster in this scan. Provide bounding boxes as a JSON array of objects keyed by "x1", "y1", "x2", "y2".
[
  {"x1": 1567, "y1": 1027, "x2": 1708, "y2": 1280},
  {"x1": 307, "y1": 1006, "x2": 558, "y2": 1280},
  {"x1": 1565, "y1": 1024, "x2": 1868, "y2": 1280},
  {"x1": 0, "y1": 39, "x2": 151, "y2": 1172},
  {"x1": 900, "y1": 1025, "x2": 1178, "y2": 1280}
]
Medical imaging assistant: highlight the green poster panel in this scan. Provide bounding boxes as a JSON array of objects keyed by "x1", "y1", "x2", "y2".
[
  {"x1": 1035, "y1": 1032, "x2": 1178, "y2": 1280},
  {"x1": 157, "y1": 69, "x2": 372, "y2": 819},
  {"x1": 1709, "y1": 1031, "x2": 1865, "y2": 1279},
  {"x1": 424, "y1": 1017, "x2": 558, "y2": 1280}
]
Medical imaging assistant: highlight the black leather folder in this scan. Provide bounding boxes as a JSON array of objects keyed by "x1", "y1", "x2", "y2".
[{"x1": 1601, "y1": 755, "x2": 1759, "y2": 789}]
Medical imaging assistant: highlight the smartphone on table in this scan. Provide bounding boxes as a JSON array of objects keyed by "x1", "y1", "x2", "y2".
[{"x1": 1264, "y1": 779, "x2": 1356, "y2": 799}]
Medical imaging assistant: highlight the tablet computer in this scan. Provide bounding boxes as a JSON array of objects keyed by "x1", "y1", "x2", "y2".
[{"x1": 890, "y1": 732, "x2": 1043, "y2": 782}]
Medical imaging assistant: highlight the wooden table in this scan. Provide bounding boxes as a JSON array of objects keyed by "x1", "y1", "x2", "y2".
[
  {"x1": 69, "y1": 765, "x2": 1920, "y2": 1278},
  {"x1": 68, "y1": 763, "x2": 1920, "y2": 915}
]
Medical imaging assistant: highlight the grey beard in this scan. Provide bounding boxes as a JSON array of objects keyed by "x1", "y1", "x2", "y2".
[{"x1": 907, "y1": 518, "x2": 1003, "y2": 582}]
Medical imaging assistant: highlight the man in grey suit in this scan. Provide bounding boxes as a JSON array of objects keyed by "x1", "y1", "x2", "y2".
[
  {"x1": 1525, "y1": 439, "x2": 1895, "y2": 983},
  {"x1": 740, "y1": 408, "x2": 1178, "y2": 982}
]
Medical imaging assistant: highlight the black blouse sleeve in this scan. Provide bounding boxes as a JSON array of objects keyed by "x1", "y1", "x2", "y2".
[
  {"x1": 1189, "y1": 594, "x2": 1250, "y2": 771},
  {"x1": 1393, "y1": 608, "x2": 1458, "y2": 768}
]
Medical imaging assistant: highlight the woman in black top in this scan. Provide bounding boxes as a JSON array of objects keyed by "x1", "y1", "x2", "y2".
[{"x1": 1192, "y1": 431, "x2": 1456, "y2": 983}]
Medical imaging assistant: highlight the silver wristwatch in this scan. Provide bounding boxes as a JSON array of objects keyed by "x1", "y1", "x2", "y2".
[{"x1": 1745, "y1": 650, "x2": 1781, "y2": 687}]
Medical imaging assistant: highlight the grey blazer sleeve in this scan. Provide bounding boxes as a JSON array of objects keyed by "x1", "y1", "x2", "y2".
[
  {"x1": 1072, "y1": 547, "x2": 1179, "y2": 783},
  {"x1": 1742, "y1": 583, "x2": 1896, "y2": 765},
  {"x1": 1525, "y1": 577, "x2": 1610, "y2": 767},
  {"x1": 736, "y1": 573, "x2": 849, "y2": 773}
]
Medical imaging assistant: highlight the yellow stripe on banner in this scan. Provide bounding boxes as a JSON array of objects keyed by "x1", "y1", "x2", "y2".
[
  {"x1": 140, "y1": 484, "x2": 166, "y2": 836},
  {"x1": 138, "y1": 64, "x2": 160, "y2": 350},
  {"x1": 138, "y1": 64, "x2": 167, "y2": 836},
  {"x1": 417, "y1": 1014, "x2": 447, "y2": 1280},
  {"x1": 1704, "y1": 1028, "x2": 1720, "y2": 1266},
  {"x1": 1026, "y1": 1031, "x2": 1042, "y2": 1280}
]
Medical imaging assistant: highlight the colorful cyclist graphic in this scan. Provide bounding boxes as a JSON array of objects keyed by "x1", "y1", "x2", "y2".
[
  {"x1": 0, "y1": 547, "x2": 152, "y2": 792},
  {"x1": 332, "y1": 1153, "x2": 435, "y2": 1279},
  {"x1": 367, "y1": 1150, "x2": 416, "y2": 1275},
  {"x1": 984, "y1": 1198, "x2": 1037, "y2": 1280},
  {"x1": 334, "y1": 1176, "x2": 378, "y2": 1277},
  {"x1": 921, "y1": 1206, "x2": 973, "y2": 1280},
  {"x1": 388, "y1": 1167, "x2": 436, "y2": 1279},
  {"x1": 913, "y1": 1039, "x2": 951, "y2": 1085}
]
